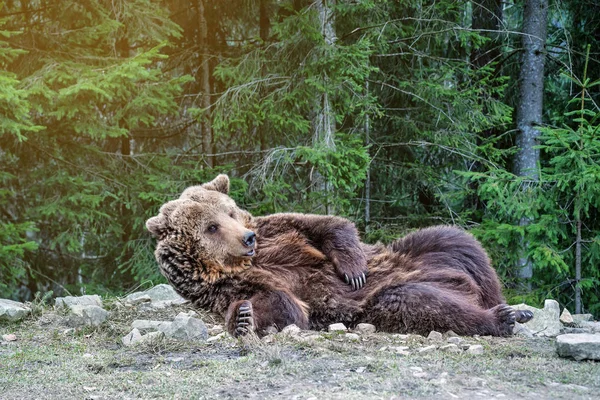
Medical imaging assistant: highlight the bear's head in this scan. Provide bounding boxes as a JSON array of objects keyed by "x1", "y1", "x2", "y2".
[{"x1": 146, "y1": 175, "x2": 256, "y2": 282}]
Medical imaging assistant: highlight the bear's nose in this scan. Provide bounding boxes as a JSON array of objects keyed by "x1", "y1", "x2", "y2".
[{"x1": 242, "y1": 231, "x2": 256, "y2": 247}]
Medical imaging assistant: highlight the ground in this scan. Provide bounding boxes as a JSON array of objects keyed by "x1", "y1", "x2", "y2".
[{"x1": 0, "y1": 300, "x2": 598, "y2": 400}]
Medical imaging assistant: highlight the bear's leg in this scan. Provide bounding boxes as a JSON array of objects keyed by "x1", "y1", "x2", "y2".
[
  {"x1": 365, "y1": 283, "x2": 516, "y2": 336},
  {"x1": 225, "y1": 290, "x2": 309, "y2": 337}
]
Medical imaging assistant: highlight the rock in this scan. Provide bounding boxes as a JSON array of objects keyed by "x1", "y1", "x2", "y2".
[
  {"x1": 513, "y1": 322, "x2": 534, "y2": 338},
  {"x1": 572, "y1": 314, "x2": 593, "y2": 323},
  {"x1": 69, "y1": 305, "x2": 109, "y2": 327},
  {"x1": 297, "y1": 334, "x2": 322, "y2": 343},
  {"x1": 445, "y1": 330, "x2": 459, "y2": 337},
  {"x1": 2, "y1": 334, "x2": 17, "y2": 342},
  {"x1": 162, "y1": 313, "x2": 207, "y2": 341},
  {"x1": 447, "y1": 336, "x2": 462, "y2": 344},
  {"x1": 427, "y1": 331, "x2": 443, "y2": 341},
  {"x1": 578, "y1": 321, "x2": 600, "y2": 333},
  {"x1": 440, "y1": 344, "x2": 461, "y2": 353},
  {"x1": 345, "y1": 333, "x2": 360, "y2": 341},
  {"x1": 418, "y1": 345, "x2": 437, "y2": 353},
  {"x1": 281, "y1": 324, "x2": 302, "y2": 336},
  {"x1": 208, "y1": 324, "x2": 224, "y2": 336},
  {"x1": 132, "y1": 319, "x2": 171, "y2": 331},
  {"x1": 55, "y1": 295, "x2": 103, "y2": 309},
  {"x1": 139, "y1": 331, "x2": 165, "y2": 345},
  {"x1": 207, "y1": 332, "x2": 227, "y2": 343},
  {"x1": 122, "y1": 328, "x2": 143, "y2": 346},
  {"x1": 0, "y1": 299, "x2": 30, "y2": 322},
  {"x1": 124, "y1": 284, "x2": 187, "y2": 309},
  {"x1": 126, "y1": 294, "x2": 152, "y2": 305},
  {"x1": 556, "y1": 333, "x2": 600, "y2": 361},
  {"x1": 466, "y1": 344, "x2": 484, "y2": 355},
  {"x1": 392, "y1": 346, "x2": 410, "y2": 355},
  {"x1": 560, "y1": 308, "x2": 574, "y2": 325},
  {"x1": 354, "y1": 323, "x2": 376, "y2": 335},
  {"x1": 562, "y1": 328, "x2": 590, "y2": 334},
  {"x1": 512, "y1": 300, "x2": 561, "y2": 337},
  {"x1": 264, "y1": 326, "x2": 278, "y2": 335},
  {"x1": 328, "y1": 323, "x2": 347, "y2": 332}
]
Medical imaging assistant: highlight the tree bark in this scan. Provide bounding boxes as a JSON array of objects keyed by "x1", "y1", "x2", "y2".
[
  {"x1": 197, "y1": 0, "x2": 213, "y2": 167},
  {"x1": 514, "y1": 0, "x2": 548, "y2": 282},
  {"x1": 312, "y1": 0, "x2": 337, "y2": 215}
]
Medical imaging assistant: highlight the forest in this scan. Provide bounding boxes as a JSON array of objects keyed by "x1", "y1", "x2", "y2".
[{"x1": 1, "y1": 0, "x2": 599, "y2": 317}]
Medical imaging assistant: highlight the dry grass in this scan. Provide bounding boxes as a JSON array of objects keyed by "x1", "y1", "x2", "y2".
[{"x1": 1, "y1": 299, "x2": 599, "y2": 400}]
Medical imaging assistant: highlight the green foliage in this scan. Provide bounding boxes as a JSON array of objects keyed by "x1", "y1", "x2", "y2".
[{"x1": 460, "y1": 52, "x2": 600, "y2": 313}]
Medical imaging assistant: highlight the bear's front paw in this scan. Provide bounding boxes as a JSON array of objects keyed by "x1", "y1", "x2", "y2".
[
  {"x1": 491, "y1": 304, "x2": 516, "y2": 336},
  {"x1": 330, "y1": 250, "x2": 368, "y2": 291}
]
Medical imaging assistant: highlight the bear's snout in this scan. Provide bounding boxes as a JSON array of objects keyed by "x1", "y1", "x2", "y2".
[{"x1": 242, "y1": 231, "x2": 256, "y2": 247}]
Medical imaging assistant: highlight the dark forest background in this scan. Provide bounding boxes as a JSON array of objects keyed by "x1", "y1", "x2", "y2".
[{"x1": 1, "y1": 0, "x2": 599, "y2": 316}]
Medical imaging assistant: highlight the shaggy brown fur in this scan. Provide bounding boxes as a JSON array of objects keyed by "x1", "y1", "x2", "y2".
[{"x1": 147, "y1": 175, "x2": 533, "y2": 337}]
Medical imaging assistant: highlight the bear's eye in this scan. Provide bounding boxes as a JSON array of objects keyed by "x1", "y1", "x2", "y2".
[
  {"x1": 229, "y1": 211, "x2": 235, "y2": 219},
  {"x1": 207, "y1": 224, "x2": 218, "y2": 233}
]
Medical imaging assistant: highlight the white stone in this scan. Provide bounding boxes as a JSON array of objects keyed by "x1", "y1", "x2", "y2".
[
  {"x1": 2, "y1": 334, "x2": 17, "y2": 342},
  {"x1": 70, "y1": 305, "x2": 109, "y2": 327},
  {"x1": 418, "y1": 345, "x2": 437, "y2": 353},
  {"x1": 122, "y1": 328, "x2": 143, "y2": 346},
  {"x1": 132, "y1": 319, "x2": 171, "y2": 331},
  {"x1": 440, "y1": 344, "x2": 461, "y2": 353},
  {"x1": 124, "y1": 284, "x2": 184, "y2": 304},
  {"x1": 466, "y1": 345, "x2": 484, "y2": 355},
  {"x1": 512, "y1": 300, "x2": 561, "y2": 337},
  {"x1": 328, "y1": 323, "x2": 347, "y2": 332},
  {"x1": 560, "y1": 308, "x2": 574, "y2": 325},
  {"x1": 207, "y1": 332, "x2": 227, "y2": 343},
  {"x1": 427, "y1": 331, "x2": 443, "y2": 341},
  {"x1": 447, "y1": 336, "x2": 463, "y2": 344},
  {"x1": 0, "y1": 299, "x2": 30, "y2": 322},
  {"x1": 55, "y1": 295, "x2": 102, "y2": 309},
  {"x1": 139, "y1": 331, "x2": 165, "y2": 345},
  {"x1": 572, "y1": 314, "x2": 593, "y2": 323},
  {"x1": 513, "y1": 322, "x2": 534, "y2": 338},
  {"x1": 354, "y1": 323, "x2": 376, "y2": 335},
  {"x1": 281, "y1": 324, "x2": 302, "y2": 336},
  {"x1": 162, "y1": 313, "x2": 207, "y2": 341},
  {"x1": 556, "y1": 333, "x2": 600, "y2": 361},
  {"x1": 345, "y1": 333, "x2": 360, "y2": 341},
  {"x1": 208, "y1": 324, "x2": 224, "y2": 336}
]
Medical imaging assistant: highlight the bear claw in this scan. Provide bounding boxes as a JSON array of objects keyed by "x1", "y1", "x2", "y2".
[
  {"x1": 491, "y1": 304, "x2": 516, "y2": 336},
  {"x1": 235, "y1": 301, "x2": 255, "y2": 336},
  {"x1": 345, "y1": 273, "x2": 367, "y2": 290},
  {"x1": 515, "y1": 310, "x2": 534, "y2": 323}
]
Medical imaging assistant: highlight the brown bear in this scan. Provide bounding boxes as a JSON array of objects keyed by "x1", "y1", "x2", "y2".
[{"x1": 146, "y1": 174, "x2": 532, "y2": 337}]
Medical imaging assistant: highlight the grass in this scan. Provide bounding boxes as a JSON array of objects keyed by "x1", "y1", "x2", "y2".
[{"x1": 1, "y1": 299, "x2": 599, "y2": 400}]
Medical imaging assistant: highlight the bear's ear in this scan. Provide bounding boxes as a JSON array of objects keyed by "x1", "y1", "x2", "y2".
[
  {"x1": 201, "y1": 174, "x2": 230, "y2": 194},
  {"x1": 146, "y1": 200, "x2": 181, "y2": 237},
  {"x1": 146, "y1": 215, "x2": 167, "y2": 238}
]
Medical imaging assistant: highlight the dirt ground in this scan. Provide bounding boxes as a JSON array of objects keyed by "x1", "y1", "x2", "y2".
[{"x1": 1, "y1": 301, "x2": 599, "y2": 400}]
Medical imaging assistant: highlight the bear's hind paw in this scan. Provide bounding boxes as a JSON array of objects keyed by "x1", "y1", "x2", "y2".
[
  {"x1": 515, "y1": 310, "x2": 534, "y2": 323},
  {"x1": 491, "y1": 304, "x2": 516, "y2": 336},
  {"x1": 235, "y1": 301, "x2": 256, "y2": 337}
]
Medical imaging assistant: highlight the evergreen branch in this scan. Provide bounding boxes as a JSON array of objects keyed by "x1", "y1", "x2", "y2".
[{"x1": 369, "y1": 79, "x2": 455, "y2": 125}]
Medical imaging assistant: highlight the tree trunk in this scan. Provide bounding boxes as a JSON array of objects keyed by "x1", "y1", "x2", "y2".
[
  {"x1": 575, "y1": 219, "x2": 582, "y2": 313},
  {"x1": 197, "y1": 0, "x2": 213, "y2": 167},
  {"x1": 364, "y1": 81, "x2": 371, "y2": 231},
  {"x1": 312, "y1": 0, "x2": 336, "y2": 214},
  {"x1": 258, "y1": 0, "x2": 270, "y2": 152},
  {"x1": 514, "y1": 0, "x2": 548, "y2": 282}
]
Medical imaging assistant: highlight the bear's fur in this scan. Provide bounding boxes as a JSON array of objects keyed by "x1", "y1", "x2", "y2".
[{"x1": 146, "y1": 175, "x2": 532, "y2": 337}]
